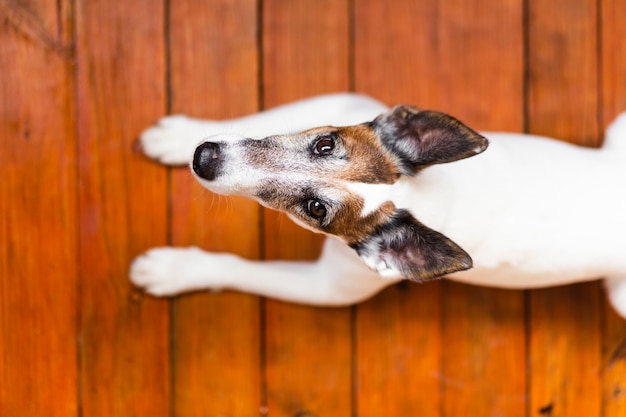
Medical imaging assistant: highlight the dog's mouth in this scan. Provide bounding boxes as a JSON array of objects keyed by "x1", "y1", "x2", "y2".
[{"x1": 192, "y1": 141, "x2": 223, "y2": 181}]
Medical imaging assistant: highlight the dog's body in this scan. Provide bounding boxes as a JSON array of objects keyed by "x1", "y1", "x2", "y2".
[{"x1": 131, "y1": 93, "x2": 626, "y2": 317}]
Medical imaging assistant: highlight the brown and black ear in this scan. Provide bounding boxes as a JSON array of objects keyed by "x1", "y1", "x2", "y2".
[
  {"x1": 373, "y1": 105, "x2": 489, "y2": 175},
  {"x1": 351, "y1": 210, "x2": 473, "y2": 281}
]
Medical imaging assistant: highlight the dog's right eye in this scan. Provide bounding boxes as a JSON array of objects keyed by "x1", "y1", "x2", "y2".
[
  {"x1": 305, "y1": 199, "x2": 327, "y2": 220},
  {"x1": 313, "y1": 135, "x2": 335, "y2": 155}
]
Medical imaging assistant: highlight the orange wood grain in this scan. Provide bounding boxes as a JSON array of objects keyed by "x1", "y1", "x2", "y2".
[
  {"x1": 527, "y1": 0, "x2": 600, "y2": 147},
  {"x1": 601, "y1": 0, "x2": 626, "y2": 415},
  {"x1": 527, "y1": 1, "x2": 602, "y2": 416},
  {"x1": 262, "y1": 0, "x2": 350, "y2": 106},
  {"x1": 261, "y1": 1, "x2": 353, "y2": 416},
  {"x1": 604, "y1": 305, "x2": 626, "y2": 417},
  {"x1": 441, "y1": 283, "x2": 527, "y2": 417},
  {"x1": 75, "y1": 1, "x2": 170, "y2": 415},
  {"x1": 354, "y1": 1, "x2": 527, "y2": 416},
  {"x1": 601, "y1": 0, "x2": 626, "y2": 127},
  {"x1": 168, "y1": 1, "x2": 263, "y2": 415},
  {"x1": 355, "y1": 282, "x2": 442, "y2": 417},
  {"x1": 529, "y1": 284, "x2": 602, "y2": 417},
  {"x1": 0, "y1": 2, "x2": 78, "y2": 415}
]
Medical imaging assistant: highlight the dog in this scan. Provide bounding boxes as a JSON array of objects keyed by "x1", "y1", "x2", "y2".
[{"x1": 130, "y1": 93, "x2": 626, "y2": 318}]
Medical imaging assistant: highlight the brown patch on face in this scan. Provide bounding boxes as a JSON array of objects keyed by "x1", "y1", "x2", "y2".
[
  {"x1": 325, "y1": 124, "x2": 400, "y2": 184},
  {"x1": 339, "y1": 125, "x2": 400, "y2": 184},
  {"x1": 325, "y1": 198, "x2": 397, "y2": 244}
]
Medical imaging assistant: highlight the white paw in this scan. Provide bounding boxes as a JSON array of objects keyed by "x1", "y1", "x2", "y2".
[
  {"x1": 130, "y1": 247, "x2": 228, "y2": 296},
  {"x1": 605, "y1": 277, "x2": 626, "y2": 319},
  {"x1": 139, "y1": 115, "x2": 209, "y2": 166},
  {"x1": 605, "y1": 112, "x2": 626, "y2": 153}
]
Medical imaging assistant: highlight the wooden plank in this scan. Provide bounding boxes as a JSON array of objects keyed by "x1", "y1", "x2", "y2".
[
  {"x1": 527, "y1": 0, "x2": 602, "y2": 416},
  {"x1": 529, "y1": 284, "x2": 601, "y2": 417},
  {"x1": 75, "y1": 1, "x2": 170, "y2": 415},
  {"x1": 601, "y1": 0, "x2": 626, "y2": 124},
  {"x1": 261, "y1": 1, "x2": 353, "y2": 416},
  {"x1": 441, "y1": 283, "x2": 527, "y2": 416},
  {"x1": 601, "y1": 0, "x2": 626, "y2": 415},
  {"x1": 354, "y1": 0, "x2": 437, "y2": 105},
  {"x1": 601, "y1": 0, "x2": 626, "y2": 125},
  {"x1": 527, "y1": 0, "x2": 599, "y2": 146},
  {"x1": 355, "y1": 282, "x2": 442, "y2": 416},
  {"x1": 354, "y1": 1, "x2": 526, "y2": 416},
  {"x1": 168, "y1": 1, "x2": 262, "y2": 416},
  {"x1": 0, "y1": 1, "x2": 78, "y2": 415},
  {"x1": 604, "y1": 306, "x2": 626, "y2": 417}
]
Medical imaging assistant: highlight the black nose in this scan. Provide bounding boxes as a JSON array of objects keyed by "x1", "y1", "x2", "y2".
[{"x1": 192, "y1": 142, "x2": 222, "y2": 181}]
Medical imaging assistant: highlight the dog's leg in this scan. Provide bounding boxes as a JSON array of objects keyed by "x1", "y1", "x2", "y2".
[
  {"x1": 605, "y1": 277, "x2": 626, "y2": 319},
  {"x1": 130, "y1": 238, "x2": 398, "y2": 305},
  {"x1": 604, "y1": 111, "x2": 626, "y2": 153},
  {"x1": 139, "y1": 93, "x2": 387, "y2": 166}
]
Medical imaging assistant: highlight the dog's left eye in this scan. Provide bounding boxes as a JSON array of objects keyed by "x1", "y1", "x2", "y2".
[
  {"x1": 305, "y1": 199, "x2": 327, "y2": 220},
  {"x1": 313, "y1": 136, "x2": 335, "y2": 155}
]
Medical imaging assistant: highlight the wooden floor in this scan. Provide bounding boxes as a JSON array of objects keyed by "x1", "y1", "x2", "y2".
[{"x1": 2, "y1": 0, "x2": 626, "y2": 416}]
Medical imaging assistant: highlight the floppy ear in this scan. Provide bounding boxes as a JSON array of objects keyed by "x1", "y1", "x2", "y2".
[
  {"x1": 374, "y1": 105, "x2": 489, "y2": 175},
  {"x1": 351, "y1": 210, "x2": 473, "y2": 281}
]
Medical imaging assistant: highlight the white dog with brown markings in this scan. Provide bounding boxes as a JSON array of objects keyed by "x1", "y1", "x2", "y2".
[{"x1": 130, "y1": 93, "x2": 626, "y2": 318}]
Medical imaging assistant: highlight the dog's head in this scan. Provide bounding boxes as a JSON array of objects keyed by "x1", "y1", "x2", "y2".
[{"x1": 191, "y1": 105, "x2": 488, "y2": 281}]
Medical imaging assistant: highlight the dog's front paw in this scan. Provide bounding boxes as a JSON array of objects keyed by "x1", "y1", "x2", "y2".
[
  {"x1": 130, "y1": 247, "x2": 225, "y2": 296},
  {"x1": 605, "y1": 277, "x2": 626, "y2": 319},
  {"x1": 139, "y1": 115, "x2": 209, "y2": 166}
]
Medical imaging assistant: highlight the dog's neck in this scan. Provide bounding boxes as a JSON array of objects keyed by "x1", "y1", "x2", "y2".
[
  {"x1": 390, "y1": 157, "x2": 490, "y2": 248},
  {"x1": 340, "y1": 170, "x2": 465, "y2": 241}
]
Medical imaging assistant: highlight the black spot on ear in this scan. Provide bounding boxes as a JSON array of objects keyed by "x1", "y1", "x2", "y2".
[
  {"x1": 351, "y1": 210, "x2": 473, "y2": 281},
  {"x1": 374, "y1": 105, "x2": 489, "y2": 175}
]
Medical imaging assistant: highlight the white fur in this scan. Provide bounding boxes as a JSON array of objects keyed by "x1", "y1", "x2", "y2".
[
  {"x1": 131, "y1": 93, "x2": 626, "y2": 318},
  {"x1": 345, "y1": 182, "x2": 396, "y2": 217}
]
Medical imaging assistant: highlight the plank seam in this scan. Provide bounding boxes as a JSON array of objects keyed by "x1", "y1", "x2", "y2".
[
  {"x1": 257, "y1": 1, "x2": 269, "y2": 414},
  {"x1": 163, "y1": 1, "x2": 176, "y2": 416},
  {"x1": 71, "y1": 0, "x2": 84, "y2": 415}
]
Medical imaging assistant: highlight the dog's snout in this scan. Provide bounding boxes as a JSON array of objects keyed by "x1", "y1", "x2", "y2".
[{"x1": 193, "y1": 142, "x2": 222, "y2": 181}]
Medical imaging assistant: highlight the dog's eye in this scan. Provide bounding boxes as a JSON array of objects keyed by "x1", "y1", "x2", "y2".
[
  {"x1": 313, "y1": 136, "x2": 335, "y2": 155},
  {"x1": 305, "y1": 199, "x2": 327, "y2": 220}
]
